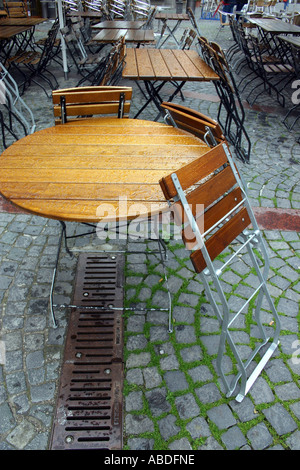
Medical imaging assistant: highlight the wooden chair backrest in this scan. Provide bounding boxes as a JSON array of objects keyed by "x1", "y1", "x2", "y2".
[
  {"x1": 4, "y1": 1, "x2": 27, "y2": 17},
  {"x1": 160, "y1": 101, "x2": 225, "y2": 146},
  {"x1": 159, "y1": 143, "x2": 250, "y2": 273},
  {"x1": 52, "y1": 86, "x2": 132, "y2": 124}
]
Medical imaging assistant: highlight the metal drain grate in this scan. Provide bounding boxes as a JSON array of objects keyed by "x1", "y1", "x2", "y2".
[{"x1": 50, "y1": 253, "x2": 124, "y2": 450}]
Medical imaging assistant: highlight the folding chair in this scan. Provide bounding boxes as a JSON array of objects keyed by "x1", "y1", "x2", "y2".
[
  {"x1": 75, "y1": 35, "x2": 126, "y2": 87},
  {"x1": 160, "y1": 101, "x2": 226, "y2": 147},
  {"x1": 8, "y1": 19, "x2": 60, "y2": 97},
  {"x1": 52, "y1": 85, "x2": 132, "y2": 124},
  {"x1": 50, "y1": 84, "x2": 132, "y2": 327},
  {"x1": 245, "y1": 33, "x2": 294, "y2": 107},
  {"x1": 159, "y1": 143, "x2": 281, "y2": 402},
  {"x1": 131, "y1": 0, "x2": 152, "y2": 21},
  {"x1": 187, "y1": 6, "x2": 202, "y2": 37}
]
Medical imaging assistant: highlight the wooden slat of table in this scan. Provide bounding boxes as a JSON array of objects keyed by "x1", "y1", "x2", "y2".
[
  {"x1": 0, "y1": 17, "x2": 46, "y2": 26},
  {"x1": 135, "y1": 48, "x2": 154, "y2": 79},
  {"x1": 278, "y1": 34, "x2": 300, "y2": 47},
  {"x1": 0, "y1": 119, "x2": 209, "y2": 222},
  {"x1": 0, "y1": 25, "x2": 30, "y2": 39},
  {"x1": 155, "y1": 13, "x2": 189, "y2": 20},
  {"x1": 248, "y1": 17, "x2": 300, "y2": 34},
  {"x1": 184, "y1": 50, "x2": 220, "y2": 80},
  {"x1": 123, "y1": 48, "x2": 219, "y2": 81},
  {"x1": 160, "y1": 49, "x2": 187, "y2": 79}
]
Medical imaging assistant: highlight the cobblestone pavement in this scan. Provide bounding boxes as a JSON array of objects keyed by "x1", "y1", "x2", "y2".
[{"x1": 0, "y1": 5, "x2": 300, "y2": 451}]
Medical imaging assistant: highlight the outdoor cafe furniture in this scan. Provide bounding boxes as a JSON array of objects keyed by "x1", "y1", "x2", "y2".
[
  {"x1": 247, "y1": 16, "x2": 300, "y2": 52},
  {"x1": 0, "y1": 117, "x2": 210, "y2": 329},
  {"x1": 91, "y1": 27, "x2": 155, "y2": 45},
  {"x1": 0, "y1": 16, "x2": 47, "y2": 61},
  {"x1": 155, "y1": 12, "x2": 190, "y2": 48},
  {"x1": 159, "y1": 141, "x2": 281, "y2": 402},
  {"x1": 0, "y1": 60, "x2": 35, "y2": 148},
  {"x1": 7, "y1": 19, "x2": 60, "y2": 97},
  {"x1": 122, "y1": 47, "x2": 219, "y2": 119},
  {"x1": 92, "y1": 20, "x2": 146, "y2": 29},
  {"x1": 52, "y1": 86, "x2": 132, "y2": 123}
]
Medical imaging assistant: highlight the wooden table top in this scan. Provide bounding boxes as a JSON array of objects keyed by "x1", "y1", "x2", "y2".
[
  {"x1": 92, "y1": 20, "x2": 145, "y2": 29},
  {"x1": 0, "y1": 118, "x2": 209, "y2": 223},
  {"x1": 0, "y1": 17, "x2": 46, "y2": 26},
  {"x1": 278, "y1": 34, "x2": 300, "y2": 47},
  {"x1": 247, "y1": 17, "x2": 300, "y2": 34},
  {"x1": 0, "y1": 25, "x2": 31, "y2": 39},
  {"x1": 155, "y1": 13, "x2": 189, "y2": 20},
  {"x1": 92, "y1": 28, "x2": 155, "y2": 44},
  {"x1": 123, "y1": 48, "x2": 219, "y2": 81}
]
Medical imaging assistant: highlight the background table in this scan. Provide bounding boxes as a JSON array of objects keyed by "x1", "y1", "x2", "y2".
[
  {"x1": 0, "y1": 118, "x2": 209, "y2": 223},
  {"x1": 0, "y1": 17, "x2": 46, "y2": 26},
  {"x1": 123, "y1": 48, "x2": 219, "y2": 118},
  {"x1": 92, "y1": 20, "x2": 146, "y2": 29},
  {"x1": 278, "y1": 34, "x2": 300, "y2": 47},
  {"x1": 247, "y1": 17, "x2": 300, "y2": 35},
  {"x1": 155, "y1": 12, "x2": 190, "y2": 48}
]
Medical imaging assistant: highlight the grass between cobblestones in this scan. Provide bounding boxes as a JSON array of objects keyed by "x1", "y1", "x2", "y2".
[{"x1": 122, "y1": 229, "x2": 300, "y2": 449}]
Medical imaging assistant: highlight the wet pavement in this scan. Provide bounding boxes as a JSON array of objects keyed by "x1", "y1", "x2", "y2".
[{"x1": 0, "y1": 4, "x2": 300, "y2": 451}]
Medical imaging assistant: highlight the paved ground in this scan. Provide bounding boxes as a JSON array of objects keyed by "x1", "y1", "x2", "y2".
[{"x1": 0, "y1": 4, "x2": 300, "y2": 451}]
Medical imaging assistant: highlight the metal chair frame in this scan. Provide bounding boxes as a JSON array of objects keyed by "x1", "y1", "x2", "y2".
[
  {"x1": 159, "y1": 142, "x2": 281, "y2": 402},
  {"x1": 8, "y1": 19, "x2": 60, "y2": 97}
]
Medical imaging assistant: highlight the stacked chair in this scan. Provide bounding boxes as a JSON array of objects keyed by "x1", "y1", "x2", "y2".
[
  {"x1": 276, "y1": 37, "x2": 300, "y2": 130},
  {"x1": 197, "y1": 36, "x2": 251, "y2": 163},
  {"x1": 131, "y1": 0, "x2": 151, "y2": 21},
  {"x1": 0, "y1": 61, "x2": 35, "y2": 148},
  {"x1": 226, "y1": 18, "x2": 296, "y2": 108}
]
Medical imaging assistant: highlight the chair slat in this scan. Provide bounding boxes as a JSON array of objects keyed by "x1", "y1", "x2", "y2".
[
  {"x1": 171, "y1": 164, "x2": 237, "y2": 224},
  {"x1": 182, "y1": 187, "x2": 244, "y2": 249},
  {"x1": 190, "y1": 207, "x2": 251, "y2": 273},
  {"x1": 52, "y1": 86, "x2": 132, "y2": 123},
  {"x1": 159, "y1": 143, "x2": 227, "y2": 200},
  {"x1": 53, "y1": 102, "x2": 131, "y2": 117}
]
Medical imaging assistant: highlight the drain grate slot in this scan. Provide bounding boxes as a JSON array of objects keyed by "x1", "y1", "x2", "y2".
[{"x1": 50, "y1": 253, "x2": 124, "y2": 450}]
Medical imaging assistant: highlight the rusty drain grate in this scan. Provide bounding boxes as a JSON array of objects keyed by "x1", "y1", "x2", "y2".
[{"x1": 50, "y1": 253, "x2": 124, "y2": 450}]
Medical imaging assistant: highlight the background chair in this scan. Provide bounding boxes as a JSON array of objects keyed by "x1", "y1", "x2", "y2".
[
  {"x1": 197, "y1": 36, "x2": 251, "y2": 163},
  {"x1": 160, "y1": 101, "x2": 226, "y2": 147},
  {"x1": 52, "y1": 85, "x2": 132, "y2": 124},
  {"x1": 4, "y1": 1, "x2": 27, "y2": 17},
  {"x1": 8, "y1": 19, "x2": 60, "y2": 97},
  {"x1": 159, "y1": 142, "x2": 281, "y2": 402}
]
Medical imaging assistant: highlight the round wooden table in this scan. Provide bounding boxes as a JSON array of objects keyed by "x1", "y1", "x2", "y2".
[{"x1": 0, "y1": 118, "x2": 209, "y2": 223}]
